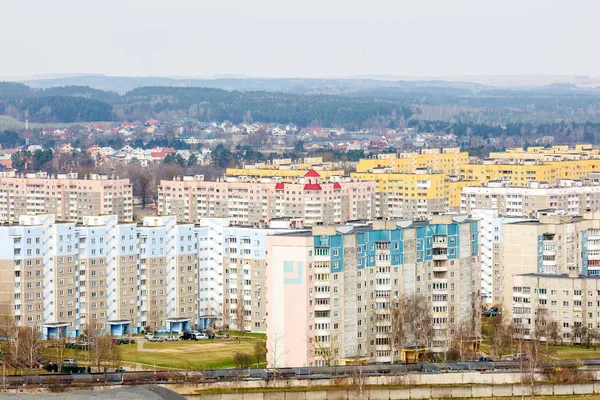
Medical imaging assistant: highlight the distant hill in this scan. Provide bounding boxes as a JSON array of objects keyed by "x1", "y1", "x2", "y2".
[{"x1": 21, "y1": 75, "x2": 492, "y2": 95}]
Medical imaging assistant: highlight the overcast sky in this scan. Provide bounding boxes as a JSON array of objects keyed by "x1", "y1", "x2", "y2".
[{"x1": 1, "y1": 0, "x2": 598, "y2": 78}]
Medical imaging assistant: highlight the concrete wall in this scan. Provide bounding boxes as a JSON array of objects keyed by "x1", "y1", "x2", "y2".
[{"x1": 184, "y1": 382, "x2": 600, "y2": 400}]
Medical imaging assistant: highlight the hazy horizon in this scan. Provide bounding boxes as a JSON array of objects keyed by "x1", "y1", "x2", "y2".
[{"x1": 1, "y1": 0, "x2": 599, "y2": 79}]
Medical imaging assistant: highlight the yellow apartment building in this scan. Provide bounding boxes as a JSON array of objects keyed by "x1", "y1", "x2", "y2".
[
  {"x1": 489, "y1": 144, "x2": 599, "y2": 161},
  {"x1": 351, "y1": 170, "x2": 458, "y2": 219},
  {"x1": 226, "y1": 157, "x2": 344, "y2": 181},
  {"x1": 356, "y1": 148, "x2": 468, "y2": 175},
  {"x1": 461, "y1": 159, "x2": 600, "y2": 186}
]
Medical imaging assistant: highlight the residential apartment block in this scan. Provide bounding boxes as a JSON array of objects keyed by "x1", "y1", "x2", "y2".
[
  {"x1": 461, "y1": 178, "x2": 600, "y2": 218},
  {"x1": 461, "y1": 158, "x2": 600, "y2": 186},
  {"x1": 226, "y1": 157, "x2": 345, "y2": 181},
  {"x1": 266, "y1": 215, "x2": 481, "y2": 367},
  {"x1": 498, "y1": 212, "x2": 600, "y2": 313},
  {"x1": 0, "y1": 214, "x2": 197, "y2": 338},
  {"x1": 197, "y1": 218, "x2": 301, "y2": 333},
  {"x1": 158, "y1": 170, "x2": 375, "y2": 226},
  {"x1": 511, "y1": 273, "x2": 600, "y2": 344},
  {"x1": 0, "y1": 172, "x2": 133, "y2": 223},
  {"x1": 351, "y1": 169, "x2": 470, "y2": 220},
  {"x1": 356, "y1": 148, "x2": 468, "y2": 175}
]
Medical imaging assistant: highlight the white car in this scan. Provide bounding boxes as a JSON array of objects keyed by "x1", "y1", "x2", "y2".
[
  {"x1": 144, "y1": 333, "x2": 154, "y2": 340},
  {"x1": 165, "y1": 335, "x2": 178, "y2": 342},
  {"x1": 194, "y1": 333, "x2": 208, "y2": 340},
  {"x1": 149, "y1": 336, "x2": 165, "y2": 342}
]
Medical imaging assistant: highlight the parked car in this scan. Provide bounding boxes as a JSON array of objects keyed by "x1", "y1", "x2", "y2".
[
  {"x1": 194, "y1": 333, "x2": 209, "y2": 340},
  {"x1": 149, "y1": 336, "x2": 165, "y2": 342},
  {"x1": 166, "y1": 335, "x2": 178, "y2": 342},
  {"x1": 63, "y1": 358, "x2": 78, "y2": 366},
  {"x1": 144, "y1": 333, "x2": 154, "y2": 340},
  {"x1": 478, "y1": 356, "x2": 493, "y2": 362},
  {"x1": 215, "y1": 333, "x2": 230, "y2": 339},
  {"x1": 179, "y1": 332, "x2": 195, "y2": 341}
]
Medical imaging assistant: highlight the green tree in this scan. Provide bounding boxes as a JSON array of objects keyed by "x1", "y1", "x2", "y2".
[
  {"x1": 32, "y1": 149, "x2": 54, "y2": 171},
  {"x1": 211, "y1": 144, "x2": 234, "y2": 168},
  {"x1": 11, "y1": 151, "x2": 31, "y2": 173},
  {"x1": 187, "y1": 153, "x2": 198, "y2": 167}
]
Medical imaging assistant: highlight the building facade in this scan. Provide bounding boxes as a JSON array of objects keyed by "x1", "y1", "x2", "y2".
[
  {"x1": 501, "y1": 212, "x2": 600, "y2": 320},
  {"x1": 511, "y1": 273, "x2": 600, "y2": 344},
  {"x1": 461, "y1": 178, "x2": 600, "y2": 218},
  {"x1": 266, "y1": 215, "x2": 481, "y2": 368},
  {"x1": 0, "y1": 172, "x2": 133, "y2": 223},
  {"x1": 197, "y1": 218, "x2": 300, "y2": 334},
  {"x1": 158, "y1": 170, "x2": 375, "y2": 226},
  {"x1": 0, "y1": 214, "x2": 197, "y2": 338}
]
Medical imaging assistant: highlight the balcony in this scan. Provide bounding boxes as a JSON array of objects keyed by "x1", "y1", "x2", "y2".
[
  {"x1": 433, "y1": 241, "x2": 448, "y2": 249},
  {"x1": 433, "y1": 253, "x2": 448, "y2": 261}
]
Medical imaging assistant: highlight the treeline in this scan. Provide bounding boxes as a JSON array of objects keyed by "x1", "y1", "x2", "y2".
[
  {"x1": 411, "y1": 120, "x2": 600, "y2": 144},
  {"x1": 0, "y1": 82, "x2": 114, "y2": 123},
  {"x1": 4, "y1": 80, "x2": 600, "y2": 127},
  {"x1": 119, "y1": 86, "x2": 414, "y2": 128},
  {"x1": 0, "y1": 82, "x2": 414, "y2": 127}
]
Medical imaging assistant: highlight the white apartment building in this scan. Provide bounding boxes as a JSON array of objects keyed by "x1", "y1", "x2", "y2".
[
  {"x1": 461, "y1": 178, "x2": 600, "y2": 218},
  {"x1": 0, "y1": 214, "x2": 197, "y2": 338},
  {"x1": 197, "y1": 217, "x2": 304, "y2": 333}
]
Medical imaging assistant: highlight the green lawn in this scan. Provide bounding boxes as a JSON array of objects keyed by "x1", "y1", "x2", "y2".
[
  {"x1": 42, "y1": 334, "x2": 267, "y2": 371},
  {"x1": 481, "y1": 317, "x2": 600, "y2": 360}
]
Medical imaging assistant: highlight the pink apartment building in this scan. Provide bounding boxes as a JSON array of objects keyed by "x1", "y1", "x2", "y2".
[
  {"x1": 0, "y1": 172, "x2": 133, "y2": 223},
  {"x1": 158, "y1": 170, "x2": 375, "y2": 226}
]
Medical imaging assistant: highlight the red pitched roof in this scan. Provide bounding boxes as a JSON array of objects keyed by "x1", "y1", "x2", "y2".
[
  {"x1": 275, "y1": 183, "x2": 285, "y2": 190},
  {"x1": 333, "y1": 182, "x2": 342, "y2": 189},
  {"x1": 304, "y1": 183, "x2": 322, "y2": 191},
  {"x1": 304, "y1": 169, "x2": 321, "y2": 177}
]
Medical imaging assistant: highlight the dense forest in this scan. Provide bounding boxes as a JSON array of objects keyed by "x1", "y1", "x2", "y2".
[{"x1": 3, "y1": 80, "x2": 600, "y2": 127}]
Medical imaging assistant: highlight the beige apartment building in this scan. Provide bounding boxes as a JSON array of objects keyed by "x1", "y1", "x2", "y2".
[
  {"x1": 0, "y1": 172, "x2": 133, "y2": 223},
  {"x1": 158, "y1": 170, "x2": 375, "y2": 226},
  {"x1": 266, "y1": 215, "x2": 481, "y2": 367},
  {"x1": 511, "y1": 273, "x2": 600, "y2": 344},
  {"x1": 461, "y1": 177, "x2": 600, "y2": 218},
  {"x1": 498, "y1": 212, "x2": 600, "y2": 315}
]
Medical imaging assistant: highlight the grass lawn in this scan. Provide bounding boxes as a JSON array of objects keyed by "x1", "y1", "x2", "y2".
[
  {"x1": 548, "y1": 344, "x2": 600, "y2": 360},
  {"x1": 481, "y1": 316, "x2": 600, "y2": 361},
  {"x1": 41, "y1": 334, "x2": 267, "y2": 371},
  {"x1": 120, "y1": 339, "x2": 263, "y2": 370}
]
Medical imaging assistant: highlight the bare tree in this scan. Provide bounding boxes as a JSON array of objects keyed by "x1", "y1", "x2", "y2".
[
  {"x1": 309, "y1": 329, "x2": 335, "y2": 367},
  {"x1": 349, "y1": 356, "x2": 369, "y2": 400},
  {"x1": 522, "y1": 336, "x2": 542, "y2": 399},
  {"x1": 4, "y1": 324, "x2": 44, "y2": 374},
  {"x1": 268, "y1": 327, "x2": 284, "y2": 369},
  {"x1": 489, "y1": 314, "x2": 512, "y2": 361},
  {"x1": 235, "y1": 298, "x2": 245, "y2": 342},
  {"x1": 51, "y1": 332, "x2": 68, "y2": 370},
  {"x1": 450, "y1": 322, "x2": 476, "y2": 361},
  {"x1": 253, "y1": 340, "x2": 267, "y2": 368},
  {"x1": 389, "y1": 294, "x2": 406, "y2": 365},
  {"x1": 404, "y1": 294, "x2": 433, "y2": 353},
  {"x1": 547, "y1": 319, "x2": 561, "y2": 346}
]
